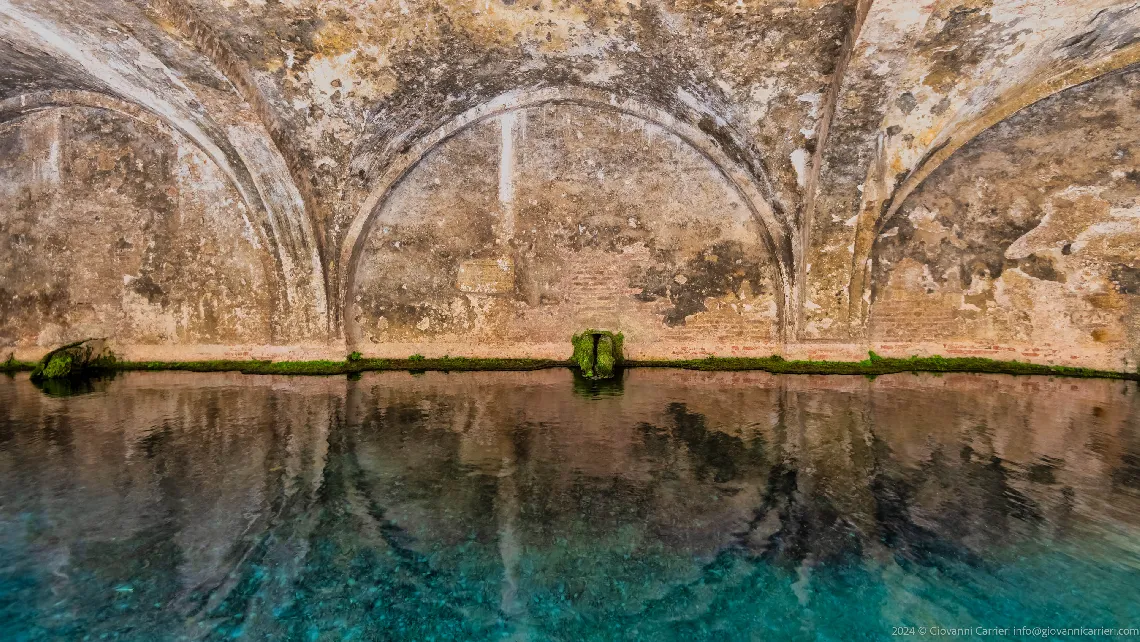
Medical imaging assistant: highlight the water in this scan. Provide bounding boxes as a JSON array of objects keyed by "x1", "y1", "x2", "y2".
[{"x1": 1, "y1": 369, "x2": 1139, "y2": 641}]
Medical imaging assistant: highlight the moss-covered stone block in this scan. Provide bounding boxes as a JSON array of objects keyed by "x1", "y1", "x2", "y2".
[
  {"x1": 595, "y1": 334, "x2": 616, "y2": 378},
  {"x1": 570, "y1": 329, "x2": 624, "y2": 379},
  {"x1": 571, "y1": 332, "x2": 596, "y2": 377},
  {"x1": 31, "y1": 338, "x2": 116, "y2": 382}
]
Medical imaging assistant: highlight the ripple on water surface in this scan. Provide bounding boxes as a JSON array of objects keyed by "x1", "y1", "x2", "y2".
[{"x1": 1, "y1": 369, "x2": 1139, "y2": 641}]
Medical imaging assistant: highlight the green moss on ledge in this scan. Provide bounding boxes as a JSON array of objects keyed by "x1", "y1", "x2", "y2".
[
  {"x1": 3, "y1": 351, "x2": 1137, "y2": 381},
  {"x1": 630, "y1": 353, "x2": 1140, "y2": 381},
  {"x1": 1, "y1": 354, "x2": 36, "y2": 372},
  {"x1": 115, "y1": 357, "x2": 563, "y2": 375}
]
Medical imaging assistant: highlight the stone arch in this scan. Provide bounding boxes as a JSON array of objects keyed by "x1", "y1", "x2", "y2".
[
  {"x1": 142, "y1": 0, "x2": 327, "y2": 264},
  {"x1": 0, "y1": 90, "x2": 268, "y2": 258},
  {"x1": 848, "y1": 45, "x2": 1140, "y2": 326},
  {"x1": 338, "y1": 86, "x2": 794, "y2": 346},
  {"x1": 0, "y1": 99, "x2": 283, "y2": 349},
  {"x1": 859, "y1": 65, "x2": 1140, "y2": 370},
  {"x1": 0, "y1": 89, "x2": 327, "y2": 336}
]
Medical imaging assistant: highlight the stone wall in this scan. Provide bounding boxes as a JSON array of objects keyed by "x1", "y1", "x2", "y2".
[
  {"x1": 350, "y1": 103, "x2": 781, "y2": 359},
  {"x1": 1, "y1": 0, "x2": 1139, "y2": 369},
  {"x1": 0, "y1": 107, "x2": 277, "y2": 353},
  {"x1": 870, "y1": 69, "x2": 1140, "y2": 371}
]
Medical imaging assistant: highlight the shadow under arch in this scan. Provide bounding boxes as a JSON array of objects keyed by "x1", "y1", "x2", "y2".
[
  {"x1": 0, "y1": 89, "x2": 325, "y2": 331},
  {"x1": 338, "y1": 86, "x2": 795, "y2": 348}
]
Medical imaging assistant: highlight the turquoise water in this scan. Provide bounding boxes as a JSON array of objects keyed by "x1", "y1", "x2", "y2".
[{"x1": 1, "y1": 369, "x2": 1139, "y2": 641}]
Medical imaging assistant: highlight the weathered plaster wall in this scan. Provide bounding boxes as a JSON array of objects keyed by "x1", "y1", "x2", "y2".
[
  {"x1": 351, "y1": 104, "x2": 781, "y2": 359},
  {"x1": 0, "y1": 107, "x2": 278, "y2": 355},
  {"x1": 156, "y1": 0, "x2": 858, "y2": 251},
  {"x1": 805, "y1": 0, "x2": 1140, "y2": 342},
  {"x1": 869, "y1": 68, "x2": 1140, "y2": 371},
  {"x1": 2, "y1": 0, "x2": 1140, "y2": 368},
  {"x1": 0, "y1": 0, "x2": 329, "y2": 358}
]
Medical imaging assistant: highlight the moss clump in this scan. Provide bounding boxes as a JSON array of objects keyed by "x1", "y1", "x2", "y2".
[
  {"x1": 347, "y1": 351, "x2": 362, "y2": 362},
  {"x1": 571, "y1": 332, "x2": 596, "y2": 377},
  {"x1": 595, "y1": 334, "x2": 617, "y2": 379},
  {"x1": 31, "y1": 339, "x2": 116, "y2": 382},
  {"x1": 27, "y1": 339, "x2": 117, "y2": 395},
  {"x1": 41, "y1": 352, "x2": 74, "y2": 379},
  {"x1": 570, "y1": 329, "x2": 624, "y2": 379}
]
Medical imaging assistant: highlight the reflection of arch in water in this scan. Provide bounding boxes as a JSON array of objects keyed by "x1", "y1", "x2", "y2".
[{"x1": 338, "y1": 86, "x2": 795, "y2": 345}]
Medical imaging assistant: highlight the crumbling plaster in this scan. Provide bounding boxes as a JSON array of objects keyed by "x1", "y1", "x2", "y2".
[
  {"x1": 1, "y1": 0, "x2": 1139, "y2": 368},
  {"x1": 350, "y1": 101, "x2": 783, "y2": 359},
  {"x1": 870, "y1": 66, "x2": 1140, "y2": 370}
]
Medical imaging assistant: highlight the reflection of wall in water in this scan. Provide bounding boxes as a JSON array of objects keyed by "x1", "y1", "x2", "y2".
[{"x1": 1, "y1": 370, "x2": 1138, "y2": 635}]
